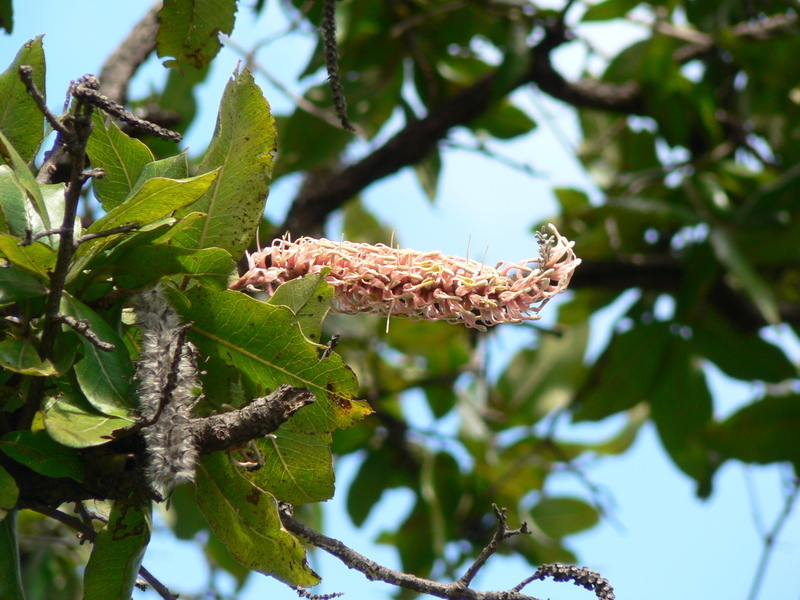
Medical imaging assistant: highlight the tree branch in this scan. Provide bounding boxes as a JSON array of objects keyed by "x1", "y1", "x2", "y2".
[
  {"x1": 11, "y1": 385, "x2": 315, "y2": 509},
  {"x1": 280, "y1": 504, "x2": 614, "y2": 600}
]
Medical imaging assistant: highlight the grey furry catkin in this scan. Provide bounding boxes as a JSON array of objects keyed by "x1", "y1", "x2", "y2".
[{"x1": 133, "y1": 286, "x2": 201, "y2": 497}]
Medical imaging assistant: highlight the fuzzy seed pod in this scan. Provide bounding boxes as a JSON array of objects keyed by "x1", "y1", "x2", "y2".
[
  {"x1": 231, "y1": 224, "x2": 580, "y2": 330},
  {"x1": 133, "y1": 286, "x2": 201, "y2": 497}
]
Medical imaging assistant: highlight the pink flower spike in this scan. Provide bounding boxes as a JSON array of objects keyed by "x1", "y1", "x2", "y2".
[{"x1": 231, "y1": 224, "x2": 581, "y2": 330}]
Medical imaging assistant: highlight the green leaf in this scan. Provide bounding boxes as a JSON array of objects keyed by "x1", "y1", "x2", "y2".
[
  {"x1": 170, "y1": 285, "x2": 372, "y2": 432},
  {"x1": 0, "y1": 36, "x2": 45, "y2": 163},
  {"x1": 173, "y1": 69, "x2": 276, "y2": 257},
  {"x1": 156, "y1": 0, "x2": 236, "y2": 70},
  {"x1": 0, "y1": 267, "x2": 47, "y2": 306},
  {"x1": 709, "y1": 395, "x2": 800, "y2": 467},
  {"x1": 709, "y1": 227, "x2": 780, "y2": 325},
  {"x1": 413, "y1": 148, "x2": 442, "y2": 203},
  {"x1": 0, "y1": 165, "x2": 30, "y2": 236},
  {"x1": 83, "y1": 495, "x2": 151, "y2": 600},
  {"x1": 267, "y1": 273, "x2": 333, "y2": 345},
  {"x1": 0, "y1": 129, "x2": 48, "y2": 230},
  {"x1": 245, "y1": 430, "x2": 334, "y2": 506},
  {"x1": 0, "y1": 509, "x2": 24, "y2": 600},
  {"x1": 113, "y1": 245, "x2": 235, "y2": 290},
  {"x1": 0, "y1": 430, "x2": 84, "y2": 482},
  {"x1": 470, "y1": 100, "x2": 537, "y2": 140},
  {"x1": 582, "y1": 0, "x2": 641, "y2": 21},
  {"x1": 649, "y1": 335, "x2": 714, "y2": 482},
  {"x1": 0, "y1": 467, "x2": 18, "y2": 522},
  {"x1": 272, "y1": 108, "x2": 351, "y2": 180},
  {"x1": 574, "y1": 322, "x2": 671, "y2": 421},
  {"x1": 42, "y1": 392, "x2": 133, "y2": 448},
  {"x1": 60, "y1": 293, "x2": 136, "y2": 418},
  {"x1": 87, "y1": 111, "x2": 154, "y2": 210},
  {"x1": 70, "y1": 170, "x2": 220, "y2": 278},
  {"x1": 0, "y1": 233, "x2": 56, "y2": 281},
  {"x1": 195, "y1": 451, "x2": 320, "y2": 587},
  {"x1": 0, "y1": 1, "x2": 13, "y2": 35},
  {"x1": 0, "y1": 338, "x2": 57, "y2": 375},
  {"x1": 531, "y1": 497, "x2": 600, "y2": 538},
  {"x1": 133, "y1": 151, "x2": 189, "y2": 188},
  {"x1": 493, "y1": 323, "x2": 589, "y2": 427},
  {"x1": 692, "y1": 308, "x2": 796, "y2": 383}
]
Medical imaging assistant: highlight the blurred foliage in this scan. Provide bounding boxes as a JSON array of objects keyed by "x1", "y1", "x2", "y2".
[{"x1": 1, "y1": 0, "x2": 799, "y2": 598}]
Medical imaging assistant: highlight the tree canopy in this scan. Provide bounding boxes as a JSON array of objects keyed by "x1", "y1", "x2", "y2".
[{"x1": 0, "y1": 1, "x2": 798, "y2": 600}]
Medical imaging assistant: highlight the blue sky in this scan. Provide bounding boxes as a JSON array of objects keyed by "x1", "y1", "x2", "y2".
[{"x1": 2, "y1": 2, "x2": 799, "y2": 600}]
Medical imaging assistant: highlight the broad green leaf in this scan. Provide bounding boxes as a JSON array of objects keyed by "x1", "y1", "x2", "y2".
[
  {"x1": 574, "y1": 322, "x2": 671, "y2": 422},
  {"x1": 709, "y1": 395, "x2": 800, "y2": 467},
  {"x1": 0, "y1": 467, "x2": 17, "y2": 522},
  {"x1": 0, "y1": 233, "x2": 56, "y2": 281},
  {"x1": 342, "y1": 197, "x2": 394, "y2": 245},
  {"x1": 156, "y1": 0, "x2": 236, "y2": 70},
  {"x1": 0, "y1": 265, "x2": 46, "y2": 305},
  {"x1": 82, "y1": 171, "x2": 220, "y2": 239},
  {"x1": 60, "y1": 293, "x2": 136, "y2": 418},
  {"x1": 531, "y1": 497, "x2": 599, "y2": 538},
  {"x1": 0, "y1": 166, "x2": 29, "y2": 236},
  {"x1": 195, "y1": 451, "x2": 320, "y2": 587},
  {"x1": 0, "y1": 129, "x2": 47, "y2": 230},
  {"x1": 693, "y1": 308, "x2": 796, "y2": 383},
  {"x1": 87, "y1": 111, "x2": 154, "y2": 210},
  {"x1": 493, "y1": 323, "x2": 589, "y2": 427},
  {"x1": 170, "y1": 285, "x2": 372, "y2": 432},
  {"x1": 0, "y1": 509, "x2": 24, "y2": 600},
  {"x1": 42, "y1": 392, "x2": 133, "y2": 448},
  {"x1": 267, "y1": 273, "x2": 333, "y2": 345},
  {"x1": 246, "y1": 430, "x2": 334, "y2": 506},
  {"x1": 113, "y1": 245, "x2": 235, "y2": 290},
  {"x1": 709, "y1": 227, "x2": 780, "y2": 325},
  {"x1": 582, "y1": 0, "x2": 641, "y2": 21},
  {"x1": 132, "y1": 151, "x2": 189, "y2": 190},
  {"x1": 649, "y1": 335, "x2": 714, "y2": 482},
  {"x1": 273, "y1": 108, "x2": 351, "y2": 180},
  {"x1": 0, "y1": 36, "x2": 45, "y2": 163},
  {"x1": 0, "y1": 430, "x2": 83, "y2": 482},
  {"x1": 413, "y1": 147, "x2": 441, "y2": 203},
  {"x1": 470, "y1": 100, "x2": 537, "y2": 140},
  {"x1": 347, "y1": 447, "x2": 399, "y2": 527},
  {"x1": 0, "y1": 1, "x2": 12, "y2": 35},
  {"x1": 204, "y1": 531, "x2": 251, "y2": 591},
  {"x1": 0, "y1": 338, "x2": 56, "y2": 375},
  {"x1": 70, "y1": 170, "x2": 219, "y2": 279},
  {"x1": 173, "y1": 69, "x2": 276, "y2": 257},
  {"x1": 83, "y1": 495, "x2": 151, "y2": 600}
]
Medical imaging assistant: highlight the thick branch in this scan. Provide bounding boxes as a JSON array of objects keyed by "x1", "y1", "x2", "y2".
[
  {"x1": 185, "y1": 384, "x2": 314, "y2": 454},
  {"x1": 11, "y1": 385, "x2": 314, "y2": 509}
]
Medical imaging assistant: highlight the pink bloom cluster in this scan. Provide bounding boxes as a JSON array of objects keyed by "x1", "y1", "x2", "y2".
[{"x1": 231, "y1": 224, "x2": 580, "y2": 330}]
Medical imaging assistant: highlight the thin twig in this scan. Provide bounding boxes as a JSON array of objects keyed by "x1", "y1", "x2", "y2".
[
  {"x1": 56, "y1": 315, "x2": 116, "y2": 352},
  {"x1": 747, "y1": 475, "x2": 800, "y2": 600},
  {"x1": 72, "y1": 85, "x2": 182, "y2": 141},
  {"x1": 18, "y1": 66, "x2": 70, "y2": 136},
  {"x1": 20, "y1": 75, "x2": 98, "y2": 429},
  {"x1": 281, "y1": 504, "x2": 608, "y2": 600},
  {"x1": 75, "y1": 222, "x2": 140, "y2": 245},
  {"x1": 457, "y1": 504, "x2": 530, "y2": 587}
]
